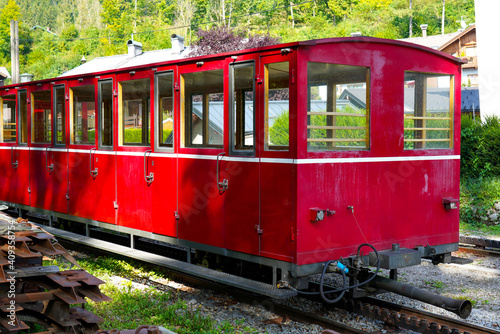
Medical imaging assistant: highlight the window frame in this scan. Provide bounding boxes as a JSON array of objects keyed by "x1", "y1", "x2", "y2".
[
  {"x1": 52, "y1": 84, "x2": 66, "y2": 148},
  {"x1": 305, "y1": 61, "x2": 371, "y2": 152},
  {"x1": 117, "y1": 74, "x2": 152, "y2": 148},
  {"x1": 180, "y1": 67, "x2": 225, "y2": 150},
  {"x1": 154, "y1": 70, "x2": 175, "y2": 152},
  {"x1": 98, "y1": 79, "x2": 114, "y2": 150},
  {"x1": 30, "y1": 84, "x2": 53, "y2": 146},
  {"x1": 229, "y1": 60, "x2": 256, "y2": 157},
  {"x1": 403, "y1": 71, "x2": 454, "y2": 150},
  {"x1": 0, "y1": 91, "x2": 17, "y2": 144},
  {"x1": 17, "y1": 89, "x2": 28, "y2": 146}
]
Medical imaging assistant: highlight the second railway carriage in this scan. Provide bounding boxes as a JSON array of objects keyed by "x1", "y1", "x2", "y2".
[{"x1": 0, "y1": 37, "x2": 462, "y2": 291}]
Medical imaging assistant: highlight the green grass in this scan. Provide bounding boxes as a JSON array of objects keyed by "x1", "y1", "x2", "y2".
[
  {"x1": 460, "y1": 176, "x2": 500, "y2": 235},
  {"x1": 69, "y1": 256, "x2": 259, "y2": 333}
]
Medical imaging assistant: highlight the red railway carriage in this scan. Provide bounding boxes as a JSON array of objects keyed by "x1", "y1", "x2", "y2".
[{"x1": 0, "y1": 37, "x2": 462, "y2": 290}]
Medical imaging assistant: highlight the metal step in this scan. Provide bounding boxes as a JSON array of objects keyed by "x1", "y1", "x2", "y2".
[{"x1": 37, "y1": 224, "x2": 297, "y2": 299}]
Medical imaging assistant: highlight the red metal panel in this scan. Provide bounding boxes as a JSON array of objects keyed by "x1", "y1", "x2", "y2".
[
  {"x1": 2, "y1": 148, "x2": 30, "y2": 206},
  {"x1": 259, "y1": 162, "x2": 296, "y2": 262},
  {"x1": 116, "y1": 154, "x2": 153, "y2": 231},
  {"x1": 68, "y1": 151, "x2": 115, "y2": 223},
  {"x1": 295, "y1": 159, "x2": 460, "y2": 265},
  {"x1": 150, "y1": 154, "x2": 177, "y2": 237},
  {"x1": 177, "y1": 156, "x2": 224, "y2": 248},
  {"x1": 223, "y1": 159, "x2": 260, "y2": 255}
]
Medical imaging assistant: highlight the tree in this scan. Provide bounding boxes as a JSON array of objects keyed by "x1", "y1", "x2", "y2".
[
  {"x1": 189, "y1": 25, "x2": 280, "y2": 57},
  {"x1": 0, "y1": 0, "x2": 21, "y2": 58}
]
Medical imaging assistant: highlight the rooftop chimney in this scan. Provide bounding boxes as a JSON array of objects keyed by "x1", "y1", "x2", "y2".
[
  {"x1": 127, "y1": 40, "x2": 143, "y2": 57},
  {"x1": 81, "y1": 55, "x2": 87, "y2": 64},
  {"x1": 171, "y1": 34, "x2": 185, "y2": 54},
  {"x1": 420, "y1": 24, "x2": 428, "y2": 38},
  {"x1": 20, "y1": 73, "x2": 34, "y2": 83}
]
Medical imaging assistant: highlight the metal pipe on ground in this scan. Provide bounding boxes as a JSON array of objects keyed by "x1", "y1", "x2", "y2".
[{"x1": 369, "y1": 275, "x2": 472, "y2": 319}]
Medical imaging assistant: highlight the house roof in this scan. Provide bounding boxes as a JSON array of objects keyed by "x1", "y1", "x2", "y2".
[
  {"x1": 439, "y1": 25, "x2": 476, "y2": 52},
  {"x1": 399, "y1": 32, "x2": 461, "y2": 50},
  {"x1": 461, "y1": 87, "x2": 480, "y2": 111},
  {"x1": 0, "y1": 67, "x2": 11, "y2": 79}
]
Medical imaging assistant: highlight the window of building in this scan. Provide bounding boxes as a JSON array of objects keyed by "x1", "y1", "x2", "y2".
[
  {"x1": 71, "y1": 85, "x2": 96, "y2": 145},
  {"x1": 307, "y1": 62, "x2": 370, "y2": 151},
  {"x1": 230, "y1": 63, "x2": 254, "y2": 153},
  {"x1": 31, "y1": 90, "x2": 52, "y2": 144},
  {"x1": 120, "y1": 78, "x2": 150, "y2": 146},
  {"x1": 98, "y1": 81, "x2": 113, "y2": 148},
  {"x1": 404, "y1": 72, "x2": 454, "y2": 150},
  {"x1": 18, "y1": 90, "x2": 27, "y2": 144},
  {"x1": 265, "y1": 62, "x2": 289, "y2": 151},
  {"x1": 1, "y1": 94, "x2": 16, "y2": 142},
  {"x1": 182, "y1": 69, "x2": 224, "y2": 148},
  {"x1": 155, "y1": 73, "x2": 174, "y2": 148},
  {"x1": 53, "y1": 86, "x2": 66, "y2": 145}
]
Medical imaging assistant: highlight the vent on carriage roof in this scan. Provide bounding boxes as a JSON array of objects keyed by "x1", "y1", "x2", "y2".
[
  {"x1": 127, "y1": 40, "x2": 143, "y2": 57},
  {"x1": 171, "y1": 34, "x2": 185, "y2": 55}
]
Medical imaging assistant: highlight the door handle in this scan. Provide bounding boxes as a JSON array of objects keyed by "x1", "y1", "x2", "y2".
[
  {"x1": 216, "y1": 152, "x2": 228, "y2": 192},
  {"x1": 11, "y1": 147, "x2": 18, "y2": 169},
  {"x1": 45, "y1": 147, "x2": 54, "y2": 173},
  {"x1": 144, "y1": 149, "x2": 154, "y2": 183},
  {"x1": 90, "y1": 148, "x2": 98, "y2": 178}
]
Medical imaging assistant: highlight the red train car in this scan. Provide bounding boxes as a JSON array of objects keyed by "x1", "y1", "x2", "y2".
[{"x1": 0, "y1": 37, "x2": 462, "y2": 294}]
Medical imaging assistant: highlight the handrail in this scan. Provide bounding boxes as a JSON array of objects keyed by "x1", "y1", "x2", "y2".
[
  {"x1": 144, "y1": 149, "x2": 154, "y2": 184},
  {"x1": 216, "y1": 152, "x2": 228, "y2": 193},
  {"x1": 45, "y1": 147, "x2": 54, "y2": 173},
  {"x1": 90, "y1": 148, "x2": 98, "y2": 178},
  {"x1": 11, "y1": 147, "x2": 18, "y2": 169}
]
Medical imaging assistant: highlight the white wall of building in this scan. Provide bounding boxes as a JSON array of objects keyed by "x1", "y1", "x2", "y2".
[{"x1": 475, "y1": 0, "x2": 500, "y2": 120}]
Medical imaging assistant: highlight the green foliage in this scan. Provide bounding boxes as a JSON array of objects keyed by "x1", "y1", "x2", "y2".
[
  {"x1": 461, "y1": 115, "x2": 500, "y2": 178},
  {"x1": 79, "y1": 256, "x2": 259, "y2": 333},
  {"x1": 460, "y1": 177, "x2": 500, "y2": 227},
  {"x1": 269, "y1": 110, "x2": 289, "y2": 146},
  {"x1": 0, "y1": 0, "x2": 475, "y2": 79}
]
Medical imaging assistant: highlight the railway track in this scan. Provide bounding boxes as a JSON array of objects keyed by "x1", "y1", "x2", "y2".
[
  {"x1": 24, "y1": 218, "x2": 497, "y2": 334},
  {"x1": 459, "y1": 235, "x2": 500, "y2": 257}
]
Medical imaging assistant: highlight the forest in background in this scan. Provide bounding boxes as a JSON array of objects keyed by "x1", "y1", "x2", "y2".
[{"x1": 0, "y1": 0, "x2": 475, "y2": 81}]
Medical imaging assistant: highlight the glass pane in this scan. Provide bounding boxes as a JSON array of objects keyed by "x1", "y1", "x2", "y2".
[
  {"x1": 307, "y1": 62, "x2": 369, "y2": 151},
  {"x1": 266, "y1": 62, "x2": 289, "y2": 150},
  {"x1": 232, "y1": 64, "x2": 254, "y2": 151},
  {"x1": 18, "y1": 91, "x2": 27, "y2": 144},
  {"x1": 183, "y1": 69, "x2": 224, "y2": 148},
  {"x1": 1, "y1": 94, "x2": 16, "y2": 143},
  {"x1": 72, "y1": 85, "x2": 96, "y2": 145},
  {"x1": 121, "y1": 78, "x2": 150, "y2": 146},
  {"x1": 54, "y1": 87, "x2": 65, "y2": 145},
  {"x1": 404, "y1": 72, "x2": 453, "y2": 150},
  {"x1": 156, "y1": 73, "x2": 173, "y2": 148},
  {"x1": 32, "y1": 90, "x2": 52, "y2": 144},
  {"x1": 99, "y1": 81, "x2": 113, "y2": 148}
]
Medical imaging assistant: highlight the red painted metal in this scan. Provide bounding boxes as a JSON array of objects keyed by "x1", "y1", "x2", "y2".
[{"x1": 0, "y1": 38, "x2": 462, "y2": 276}]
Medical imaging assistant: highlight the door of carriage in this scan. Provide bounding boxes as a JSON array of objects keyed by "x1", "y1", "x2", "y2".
[{"x1": 222, "y1": 55, "x2": 261, "y2": 256}]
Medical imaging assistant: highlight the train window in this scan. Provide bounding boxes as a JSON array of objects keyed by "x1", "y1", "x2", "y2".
[
  {"x1": 155, "y1": 72, "x2": 174, "y2": 149},
  {"x1": 230, "y1": 63, "x2": 255, "y2": 154},
  {"x1": 53, "y1": 86, "x2": 66, "y2": 145},
  {"x1": 403, "y1": 72, "x2": 454, "y2": 149},
  {"x1": 71, "y1": 85, "x2": 96, "y2": 145},
  {"x1": 307, "y1": 62, "x2": 370, "y2": 151},
  {"x1": 182, "y1": 69, "x2": 224, "y2": 148},
  {"x1": 265, "y1": 62, "x2": 289, "y2": 151},
  {"x1": 98, "y1": 80, "x2": 113, "y2": 149},
  {"x1": 1, "y1": 94, "x2": 16, "y2": 143},
  {"x1": 120, "y1": 78, "x2": 150, "y2": 146},
  {"x1": 31, "y1": 90, "x2": 52, "y2": 144},
  {"x1": 18, "y1": 90, "x2": 27, "y2": 144}
]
